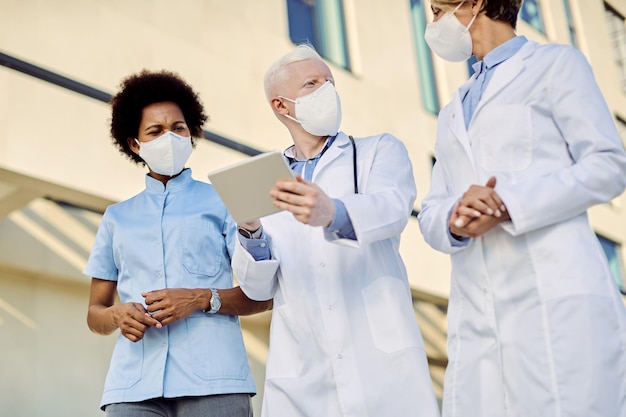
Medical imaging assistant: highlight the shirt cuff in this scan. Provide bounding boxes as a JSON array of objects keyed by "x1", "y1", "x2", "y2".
[
  {"x1": 238, "y1": 233, "x2": 271, "y2": 261},
  {"x1": 326, "y1": 199, "x2": 356, "y2": 240},
  {"x1": 447, "y1": 228, "x2": 471, "y2": 247},
  {"x1": 447, "y1": 200, "x2": 471, "y2": 247}
]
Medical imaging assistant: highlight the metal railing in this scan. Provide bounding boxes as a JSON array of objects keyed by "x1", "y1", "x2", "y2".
[
  {"x1": 0, "y1": 50, "x2": 419, "y2": 217},
  {"x1": 0, "y1": 50, "x2": 262, "y2": 156}
]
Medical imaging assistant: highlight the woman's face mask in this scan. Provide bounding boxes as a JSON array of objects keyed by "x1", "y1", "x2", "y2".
[
  {"x1": 135, "y1": 131, "x2": 193, "y2": 176},
  {"x1": 425, "y1": 2, "x2": 477, "y2": 62},
  {"x1": 280, "y1": 81, "x2": 342, "y2": 136}
]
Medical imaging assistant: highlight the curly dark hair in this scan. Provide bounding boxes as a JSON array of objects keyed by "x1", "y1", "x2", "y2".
[{"x1": 109, "y1": 69, "x2": 208, "y2": 164}]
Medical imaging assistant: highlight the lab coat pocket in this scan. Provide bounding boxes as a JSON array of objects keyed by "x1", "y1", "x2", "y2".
[
  {"x1": 478, "y1": 105, "x2": 532, "y2": 172},
  {"x1": 265, "y1": 303, "x2": 304, "y2": 379},
  {"x1": 182, "y1": 219, "x2": 223, "y2": 277},
  {"x1": 362, "y1": 277, "x2": 424, "y2": 353}
]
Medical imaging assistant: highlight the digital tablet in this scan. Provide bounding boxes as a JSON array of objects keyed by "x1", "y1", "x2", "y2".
[{"x1": 207, "y1": 150, "x2": 295, "y2": 223}]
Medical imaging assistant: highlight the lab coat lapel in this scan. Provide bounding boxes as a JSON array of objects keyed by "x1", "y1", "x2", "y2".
[
  {"x1": 313, "y1": 132, "x2": 350, "y2": 182},
  {"x1": 474, "y1": 42, "x2": 534, "y2": 115},
  {"x1": 447, "y1": 88, "x2": 476, "y2": 172}
]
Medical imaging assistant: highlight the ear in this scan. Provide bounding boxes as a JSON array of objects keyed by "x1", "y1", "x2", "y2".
[
  {"x1": 471, "y1": 0, "x2": 483, "y2": 14},
  {"x1": 271, "y1": 97, "x2": 291, "y2": 116},
  {"x1": 127, "y1": 137, "x2": 140, "y2": 155}
]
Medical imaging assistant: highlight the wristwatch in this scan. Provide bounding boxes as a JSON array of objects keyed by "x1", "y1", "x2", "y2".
[{"x1": 206, "y1": 288, "x2": 221, "y2": 314}]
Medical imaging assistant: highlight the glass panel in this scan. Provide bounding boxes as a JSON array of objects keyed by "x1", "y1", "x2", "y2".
[
  {"x1": 597, "y1": 234, "x2": 625, "y2": 292},
  {"x1": 467, "y1": 55, "x2": 478, "y2": 76},
  {"x1": 287, "y1": 0, "x2": 316, "y2": 45},
  {"x1": 563, "y1": 0, "x2": 578, "y2": 47},
  {"x1": 316, "y1": 0, "x2": 349, "y2": 69},
  {"x1": 520, "y1": 0, "x2": 545, "y2": 33},
  {"x1": 605, "y1": 4, "x2": 626, "y2": 93},
  {"x1": 616, "y1": 116, "x2": 626, "y2": 143},
  {"x1": 410, "y1": 0, "x2": 440, "y2": 114},
  {"x1": 286, "y1": 0, "x2": 350, "y2": 70}
]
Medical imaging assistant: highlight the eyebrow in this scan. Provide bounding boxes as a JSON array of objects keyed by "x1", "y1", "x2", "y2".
[{"x1": 143, "y1": 120, "x2": 186, "y2": 132}]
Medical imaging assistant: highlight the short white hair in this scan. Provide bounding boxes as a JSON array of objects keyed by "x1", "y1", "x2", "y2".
[{"x1": 263, "y1": 44, "x2": 324, "y2": 101}]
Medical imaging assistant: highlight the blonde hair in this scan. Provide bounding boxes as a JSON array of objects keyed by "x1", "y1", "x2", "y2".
[{"x1": 263, "y1": 44, "x2": 323, "y2": 101}]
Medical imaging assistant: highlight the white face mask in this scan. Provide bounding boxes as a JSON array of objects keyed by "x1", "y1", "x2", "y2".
[
  {"x1": 424, "y1": 2, "x2": 477, "y2": 62},
  {"x1": 135, "y1": 131, "x2": 193, "y2": 176},
  {"x1": 280, "y1": 81, "x2": 342, "y2": 136}
]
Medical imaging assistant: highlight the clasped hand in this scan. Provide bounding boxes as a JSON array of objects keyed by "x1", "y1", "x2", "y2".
[
  {"x1": 116, "y1": 288, "x2": 201, "y2": 342},
  {"x1": 449, "y1": 176, "x2": 510, "y2": 239}
]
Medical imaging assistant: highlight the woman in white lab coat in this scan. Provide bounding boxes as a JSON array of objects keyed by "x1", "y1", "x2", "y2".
[{"x1": 418, "y1": 1, "x2": 626, "y2": 416}]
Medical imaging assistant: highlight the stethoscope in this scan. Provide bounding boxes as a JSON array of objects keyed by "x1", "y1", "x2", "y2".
[{"x1": 349, "y1": 135, "x2": 358, "y2": 194}]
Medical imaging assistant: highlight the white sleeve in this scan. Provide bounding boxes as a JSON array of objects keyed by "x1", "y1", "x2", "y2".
[
  {"x1": 497, "y1": 48, "x2": 626, "y2": 236},
  {"x1": 232, "y1": 237, "x2": 280, "y2": 301}
]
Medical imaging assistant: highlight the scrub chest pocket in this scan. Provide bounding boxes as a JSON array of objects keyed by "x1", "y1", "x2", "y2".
[{"x1": 181, "y1": 219, "x2": 224, "y2": 277}]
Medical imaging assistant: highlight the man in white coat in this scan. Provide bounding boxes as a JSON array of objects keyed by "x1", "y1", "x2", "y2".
[
  {"x1": 418, "y1": 1, "x2": 626, "y2": 416},
  {"x1": 232, "y1": 44, "x2": 441, "y2": 417}
]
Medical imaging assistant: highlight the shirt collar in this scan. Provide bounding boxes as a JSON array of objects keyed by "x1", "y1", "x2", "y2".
[
  {"x1": 283, "y1": 135, "x2": 337, "y2": 163},
  {"x1": 145, "y1": 168, "x2": 193, "y2": 194},
  {"x1": 472, "y1": 35, "x2": 528, "y2": 74}
]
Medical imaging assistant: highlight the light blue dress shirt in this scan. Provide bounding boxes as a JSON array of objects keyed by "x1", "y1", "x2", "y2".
[
  {"x1": 84, "y1": 168, "x2": 255, "y2": 409},
  {"x1": 284, "y1": 135, "x2": 355, "y2": 239},
  {"x1": 463, "y1": 35, "x2": 528, "y2": 128}
]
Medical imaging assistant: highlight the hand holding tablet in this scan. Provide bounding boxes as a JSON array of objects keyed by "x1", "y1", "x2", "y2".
[{"x1": 207, "y1": 150, "x2": 295, "y2": 223}]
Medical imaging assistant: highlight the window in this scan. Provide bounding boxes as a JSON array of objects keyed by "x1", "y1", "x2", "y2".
[
  {"x1": 520, "y1": 0, "x2": 545, "y2": 34},
  {"x1": 597, "y1": 234, "x2": 626, "y2": 293},
  {"x1": 562, "y1": 0, "x2": 578, "y2": 47},
  {"x1": 617, "y1": 115, "x2": 626, "y2": 143},
  {"x1": 467, "y1": 55, "x2": 478, "y2": 76},
  {"x1": 605, "y1": 3, "x2": 626, "y2": 93},
  {"x1": 409, "y1": 0, "x2": 440, "y2": 114},
  {"x1": 286, "y1": 0, "x2": 350, "y2": 70}
]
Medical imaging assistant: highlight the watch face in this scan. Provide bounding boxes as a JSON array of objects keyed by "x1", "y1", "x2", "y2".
[{"x1": 211, "y1": 296, "x2": 221, "y2": 311}]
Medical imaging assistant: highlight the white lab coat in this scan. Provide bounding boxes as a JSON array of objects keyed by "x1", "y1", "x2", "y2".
[
  {"x1": 233, "y1": 132, "x2": 441, "y2": 417},
  {"x1": 418, "y1": 41, "x2": 626, "y2": 417}
]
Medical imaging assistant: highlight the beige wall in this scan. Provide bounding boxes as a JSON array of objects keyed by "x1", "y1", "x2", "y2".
[
  {"x1": 0, "y1": 267, "x2": 113, "y2": 416},
  {"x1": 1, "y1": 0, "x2": 625, "y2": 415}
]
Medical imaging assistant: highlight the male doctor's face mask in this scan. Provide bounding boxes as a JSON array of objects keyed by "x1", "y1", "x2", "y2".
[
  {"x1": 135, "y1": 131, "x2": 193, "y2": 176},
  {"x1": 280, "y1": 81, "x2": 342, "y2": 136},
  {"x1": 424, "y1": 2, "x2": 477, "y2": 62}
]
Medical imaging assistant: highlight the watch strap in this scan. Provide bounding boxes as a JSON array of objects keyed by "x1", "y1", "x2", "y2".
[
  {"x1": 238, "y1": 226, "x2": 263, "y2": 239},
  {"x1": 205, "y1": 288, "x2": 221, "y2": 314}
]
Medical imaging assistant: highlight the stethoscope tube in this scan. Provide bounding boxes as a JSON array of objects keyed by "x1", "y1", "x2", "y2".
[{"x1": 349, "y1": 135, "x2": 358, "y2": 194}]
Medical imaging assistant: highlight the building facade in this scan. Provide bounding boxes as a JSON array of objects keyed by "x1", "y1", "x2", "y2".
[{"x1": 0, "y1": 1, "x2": 624, "y2": 415}]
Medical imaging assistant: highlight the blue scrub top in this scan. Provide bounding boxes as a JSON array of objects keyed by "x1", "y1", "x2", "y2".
[{"x1": 84, "y1": 168, "x2": 255, "y2": 408}]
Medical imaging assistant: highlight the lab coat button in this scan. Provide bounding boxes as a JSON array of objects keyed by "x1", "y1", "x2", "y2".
[
  {"x1": 337, "y1": 353, "x2": 343, "y2": 359},
  {"x1": 320, "y1": 263, "x2": 325, "y2": 268},
  {"x1": 327, "y1": 305, "x2": 333, "y2": 310}
]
